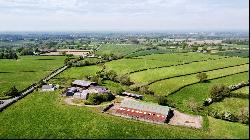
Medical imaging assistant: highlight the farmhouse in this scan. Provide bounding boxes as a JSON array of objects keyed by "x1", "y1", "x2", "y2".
[
  {"x1": 115, "y1": 99, "x2": 173, "y2": 123},
  {"x1": 41, "y1": 85, "x2": 56, "y2": 92},
  {"x1": 121, "y1": 92, "x2": 143, "y2": 100},
  {"x1": 72, "y1": 80, "x2": 97, "y2": 88}
]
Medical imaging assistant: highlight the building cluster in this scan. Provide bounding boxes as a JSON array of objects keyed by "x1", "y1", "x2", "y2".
[{"x1": 65, "y1": 80, "x2": 110, "y2": 100}]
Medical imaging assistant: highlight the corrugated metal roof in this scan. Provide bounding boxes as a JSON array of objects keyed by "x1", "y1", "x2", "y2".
[
  {"x1": 42, "y1": 85, "x2": 54, "y2": 89},
  {"x1": 120, "y1": 99, "x2": 170, "y2": 115},
  {"x1": 72, "y1": 80, "x2": 95, "y2": 87}
]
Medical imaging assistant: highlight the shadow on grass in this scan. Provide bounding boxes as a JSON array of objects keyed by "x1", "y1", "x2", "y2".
[
  {"x1": 36, "y1": 58, "x2": 55, "y2": 60},
  {"x1": 21, "y1": 70, "x2": 36, "y2": 72},
  {"x1": 0, "y1": 71, "x2": 12, "y2": 73}
]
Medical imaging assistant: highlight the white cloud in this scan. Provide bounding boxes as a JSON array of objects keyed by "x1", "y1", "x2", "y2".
[{"x1": 0, "y1": 0, "x2": 248, "y2": 31}]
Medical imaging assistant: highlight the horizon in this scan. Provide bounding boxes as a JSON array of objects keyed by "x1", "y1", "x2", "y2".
[{"x1": 0, "y1": 0, "x2": 249, "y2": 32}]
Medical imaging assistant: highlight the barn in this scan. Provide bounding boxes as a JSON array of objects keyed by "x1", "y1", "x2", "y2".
[{"x1": 115, "y1": 99, "x2": 173, "y2": 123}]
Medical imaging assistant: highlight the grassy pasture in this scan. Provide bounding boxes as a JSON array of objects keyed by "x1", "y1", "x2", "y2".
[
  {"x1": 167, "y1": 72, "x2": 249, "y2": 113},
  {"x1": 135, "y1": 52, "x2": 222, "y2": 60},
  {"x1": 214, "y1": 50, "x2": 249, "y2": 58},
  {"x1": 0, "y1": 90, "x2": 248, "y2": 139},
  {"x1": 130, "y1": 57, "x2": 249, "y2": 84},
  {"x1": 0, "y1": 56, "x2": 66, "y2": 97},
  {"x1": 208, "y1": 98, "x2": 249, "y2": 119},
  {"x1": 49, "y1": 65, "x2": 101, "y2": 88},
  {"x1": 105, "y1": 53, "x2": 224, "y2": 75},
  {"x1": 125, "y1": 48, "x2": 173, "y2": 57},
  {"x1": 96, "y1": 44, "x2": 144, "y2": 56},
  {"x1": 149, "y1": 64, "x2": 249, "y2": 96},
  {"x1": 232, "y1": 86, "x2": 249, "y2": 95}
]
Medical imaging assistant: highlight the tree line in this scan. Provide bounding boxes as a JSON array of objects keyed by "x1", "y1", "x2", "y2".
[{"x1": 0, "y1": 49, "x2": 18, "y2": 59}]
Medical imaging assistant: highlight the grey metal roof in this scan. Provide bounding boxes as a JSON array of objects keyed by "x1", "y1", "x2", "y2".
[
  {"x1": 89, "y1": 86, "x2": 109, "y2": 93},
  {"x1": 42, "y1": 85, "x2": 54, "y2": 89},
  {"x1": 122, "y1": 92, "x2": 143, "y2": 97},
  {"x1": 120, "y1": 99, "x2": 170, "y2": 115},
  {"x1": 72, "y1": 80, "x2": 95, "y2": 87}
]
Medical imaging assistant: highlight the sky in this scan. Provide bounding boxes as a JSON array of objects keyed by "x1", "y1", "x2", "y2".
[{"x1": 0, "y1": 0, "x2": 248, "y2": 31}]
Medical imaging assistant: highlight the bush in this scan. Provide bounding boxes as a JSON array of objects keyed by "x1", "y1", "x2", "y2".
[
  {"x1": 5, "y1": 86, "x2": 20, "y2": 97},
  {"x1": 86, "y1": 93, "x2": 115, "y2": 105},
  {"x1": 90, "y1": 75, "x2": 103, "y2": 85},
  {"x1": 129, "y1": 84, "x2": 141, "y2": 91},
  {"x1": 237, "y1": 107, "x2": 249, "y2": 124},
  {"x1": 158, "y1": 96, "x2": 168, "y2": 106},
  {"x1": 139, "y1": 85, "x2": 154, "y2": 95},
  {"x1": 117, "y1": 74, "x2": 133, "y2": 85},
  {"x1": 196, "y1": 72, "x2": 208, "y2": 83},
  {"x1": 112, "y1": 87, "x2": 124, "y2": 95},
  {"x1": 209, "y1": 84, "x2": 230, "y2": 102}
]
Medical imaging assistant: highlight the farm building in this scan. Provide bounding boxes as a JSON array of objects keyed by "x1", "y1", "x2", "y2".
[
  {"x1": 115, "y1": 99, "x2": 173, "y2": 123},
  {"x1": 88, "y1": 86, "x2": 110, "y2": 93},
  {"x1": 41, "y1": 85, "x2": 56, "y2": 92},
  {"x1": 121, "y1": 92, "x2": 143, "y2": 100},
  {"x1": 73, "y1": 90, "x2": 89, "y2": 100},
  {"x1": 66, "y1": 87, "x2": 78, "y2": 96},
  {"x1": 72, "y1": 80, "x2": 97, "y2": 88}
]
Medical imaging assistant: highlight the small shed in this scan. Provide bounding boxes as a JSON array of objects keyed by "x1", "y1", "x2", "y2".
[{"x1": 42, "y1": 85, "x2": 56, "y2": 91}]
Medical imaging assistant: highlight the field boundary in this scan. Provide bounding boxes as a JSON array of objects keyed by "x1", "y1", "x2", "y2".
[
  {"x1": 165, "y1": 70, "x2": 249, "y2": 97},
  {"x1": 127, "y1": 56, "x2": 229, "y2": 75},
  {"x1": 145, "y1": 63, "x2": 249, "y2": 86}
]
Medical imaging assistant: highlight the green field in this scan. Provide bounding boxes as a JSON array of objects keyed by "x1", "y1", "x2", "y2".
[
  {"x1": 149, "y1": 64, "x2": 249, "y2": 96},
  {"x1": 105, "y1": 53, "x2": 224, "y2": 75},
  {"x1": 0, "y1": 56, "x2": 66, "y2": 97},
  {"x1": 130, "y1": 57, "x2": 248, "y2": 84},
  {"x1": 125, "y1": 48, "x2": 173, "y2": 57},
  {"x1": 96, "y1": 44, "x2": 144, "y2": 56},
  {"x1": 0, "y1": 47, "x2": 249, "y2": 139},
  {"x1": 0, "y1": 90, "x2": 248, "y2": 139},
  {"x1": 214, "y1": 50, "x2": 249, "y2": 58},
  {"x1": 50, "y1": 65, "x2": 101, "y2": 88},
  {"x1": 232, "y1": 86, "x2": 249, "y2": 95},
  {"x1": 167, "y1": 72, "x2": 249, "y2": 113},
  {"x1": 208, "y1": 97, "x2": 249, "y2": 118}
]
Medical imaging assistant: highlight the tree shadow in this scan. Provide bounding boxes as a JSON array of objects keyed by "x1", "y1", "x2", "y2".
[
  {"x1": 0, "y1": 71, "x2": 12, "y2": 73},
  {"x1": 36, "y1": 58, "x2": 55, "y2": 60},
  {"x1": 21, "y1": 70, "x2": 36, "y2": 73}
]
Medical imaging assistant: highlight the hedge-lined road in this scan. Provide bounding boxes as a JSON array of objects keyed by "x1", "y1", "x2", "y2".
[{"x1": 0, "y1": 65, "x2": 68, "y2": 111}]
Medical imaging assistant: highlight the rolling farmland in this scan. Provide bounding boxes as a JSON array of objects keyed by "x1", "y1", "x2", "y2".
[{"x1": 0, "y1": 56, "x2": 66, "y2": 97}]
